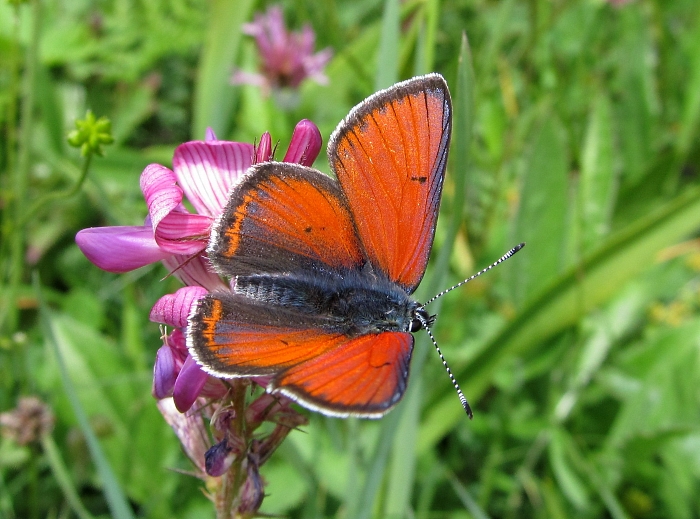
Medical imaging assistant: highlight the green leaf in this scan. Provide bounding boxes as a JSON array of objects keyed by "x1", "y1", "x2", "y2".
[
  {"x1": 577, "y1": 93, "x2": 616, "y2": 255},
  {"x1": 512, "y1": 114, "x2": 569, "y2": 307},
  {"x1": 548, "y1": 428, "x2": 590, "y2": 510}
]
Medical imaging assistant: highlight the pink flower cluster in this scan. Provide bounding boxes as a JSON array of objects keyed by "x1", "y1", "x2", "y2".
[
  {"x1": 76, "y1": 121, "x2": 322, "y2": 414},
  {"x1": 232, "y1": 5, "x2": 332, "y2": 94}
]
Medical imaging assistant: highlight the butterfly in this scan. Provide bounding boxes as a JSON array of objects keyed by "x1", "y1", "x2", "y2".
[{"x1": 188, "y1": 73, "x2": 521, "y2": 418}]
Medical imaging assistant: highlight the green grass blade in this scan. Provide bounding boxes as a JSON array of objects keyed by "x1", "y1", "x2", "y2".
[
  {"x1": 40, "y1": 435, "x2": 96, "y2": 519},
  {"x1": 36, "y1": 278, "x2": 135, "y2": 519},
  {"x1": 192, "y1": 0, "x2": 255, "y2": 139},
  {"x1": 375, "y1": 0, "x2": 400, "y2": 90},
  {"x1": 512, "y1": 115, "x2": 569, "y2": 307}
]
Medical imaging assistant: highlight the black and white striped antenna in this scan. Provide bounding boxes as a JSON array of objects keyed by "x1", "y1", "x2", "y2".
[
  {"x1": 418, "y1": 243, "x2": 525, "y2": 419},
  {"x1": 422, "y1": 243, "x2": 525, "y2": 307}
]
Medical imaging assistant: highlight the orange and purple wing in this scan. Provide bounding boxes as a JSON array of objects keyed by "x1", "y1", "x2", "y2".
[
  {"x1": 327, "y1": 74, "x2": 451, "y2": 293},
  {"x1": 188, "y1": 292, "x2": 414, "y2": 417},
  {"x1": 208, "y1": 162, "x2": 365, "y2": 278}
]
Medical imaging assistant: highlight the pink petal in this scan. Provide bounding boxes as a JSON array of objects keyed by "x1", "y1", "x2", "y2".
[
  {"x1": 161, "y1": 254, "x2": 226, "y2": 291},
  {"x1": 205, "y1": 127, "x2": 218, "y2": 142},
  {"x1": 231, "y1": 70, "x2": 269, "y2": 88},
  {"x1": 75, "y1": 226, "x2": 170, "y2": 273},
  {"x1": 168, "y1": 329, "x2": 189, "y2": 359},
  {"x1": 173, "y1": 141, "x2": 254, "y2": 217},
  {"x1": 256, "y1": 132, "x2": 272, "y2": 163},
  {"x1": 173, "y1": 355, "x2": 209, "y2": 412},
  {"x1": 150, "y1": 286, "x2": 208, "y2": 328},
  {"x1": 140, "y1": 164, "x2": 183, "y2": 228},
  {"x1": 283, "y1": 119, "x2": 322, "y2": 166},
  {"x1": 153, "y1": 345, "x2": 176, "y2": 399},
  {"x1": 155, "y1": 211, "x2": 211, "y2": 254}
]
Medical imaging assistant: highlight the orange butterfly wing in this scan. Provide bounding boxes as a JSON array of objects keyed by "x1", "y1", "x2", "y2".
[
  {"x1": 188, "y1": 293, "x2": 413, "y2": 417},
  {"x1": 208, "y1": 162, "x2": 365, "y2": 278},
  {"x1": 274, "y1": 332, "x2": 413, "y2": 417},
  {"x1": 328, "y1": 74, "x2": 452, "y2": 293}
]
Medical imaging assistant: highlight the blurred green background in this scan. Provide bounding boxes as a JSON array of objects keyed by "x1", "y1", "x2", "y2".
[{"x1": 2, "y1": 0, "x2": 700, "y2": 517}]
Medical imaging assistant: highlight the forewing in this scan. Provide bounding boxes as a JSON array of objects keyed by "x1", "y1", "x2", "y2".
[
  {"x1": 328, "y1": 74, "x2": 451, "y2": 293},
  {"x1": 208, "y1": 162, "x2": 365, "y2": 278}
]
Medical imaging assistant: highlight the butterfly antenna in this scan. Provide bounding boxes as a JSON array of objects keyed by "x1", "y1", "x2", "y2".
[
  {"x1": 422, "y1": 243, "x2": 525, "y2": 307},
  {"x1": 418, "y1": 314, "x2": 473, "y2": 419}
]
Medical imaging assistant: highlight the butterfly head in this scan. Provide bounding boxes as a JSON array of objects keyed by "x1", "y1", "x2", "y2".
[{"x1": 409, "y1": 307, "x2": 435, "y2": 333}]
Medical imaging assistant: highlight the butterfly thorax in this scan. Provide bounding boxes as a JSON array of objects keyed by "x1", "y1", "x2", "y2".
[{"x1": 234, "y1": 271, "x2": 421, "y2": 337}]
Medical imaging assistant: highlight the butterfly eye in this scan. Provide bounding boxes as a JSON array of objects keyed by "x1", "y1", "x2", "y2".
[{"x1": 409, "y1": 318, "x2": 423, "y2": 333}]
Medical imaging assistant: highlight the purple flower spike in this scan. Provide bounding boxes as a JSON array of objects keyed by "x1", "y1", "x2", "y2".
[
  {"x1": 233, "y1": 5, "x2": 333, "y2": 95},
  {"x1": 283, "y1": 119, "x2": 322, "y2": 166}
]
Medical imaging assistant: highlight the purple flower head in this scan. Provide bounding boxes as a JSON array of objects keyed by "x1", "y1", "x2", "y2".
[
  {"x1": 76, "y1": 121, "x2": 321, "y2": 284},
  {"x1": 77, "y1": 122, "x2": 322, "y2": 413},
  {"x1": 232, "y1": 5, "x2": 333, "y2": 96}
]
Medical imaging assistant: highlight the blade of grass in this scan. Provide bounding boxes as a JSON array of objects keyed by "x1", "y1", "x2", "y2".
[
  {"x1": 192, "y1": 0, "x2": 255, "y2": 139},
  {"x1": 383, "y1": 33, "x2": 475, "y2": 517},
  {"x1": 35, "y1": 276, "x2": 135, "y2": 519},
  {"x1": 40, "y1": 435, "x2": 96, "y2": 519},
  {"x1": 374, "y1": 0, "x2": 400, "y2": 91},
  {"x1": 344, "y1": 2, "x2": 404, "y2": 516},
  {"x1": 418, "y1": 183, "x2": 700, "y2": 453}
]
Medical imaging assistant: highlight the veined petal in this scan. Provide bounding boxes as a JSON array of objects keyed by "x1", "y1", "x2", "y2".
[
  {"x1": 283, "y1": 119, "x2": 322, "y2": 166},
  {"x1": 150, "y1": 286, "x2": 208, "y2": 328},
  {"x1": 162, "y1": 254, "x2": 226, "y2": 291},
  {"x1": 140, "y1": 164, "x2": 183, "y2": 228},
  {"x1": 156, "y1": 398, "x2": 208, "y2": 474},
  {"x1": 173, "y1": 141, "x2": 254, "y2": 216},
  {"x1": 173, "y1": 355, "x2": 209, "y2": 412},
  {"x1": 154, "y1": 211, "x2": 211, "y2": 254},
  {"x1": 76, "y1": 226, "x2": 170, "y2": 273}
]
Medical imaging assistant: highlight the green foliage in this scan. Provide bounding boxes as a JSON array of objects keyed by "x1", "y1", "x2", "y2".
[{"x1": 2, "y1": 0, "x2": 700, "y2": 517}]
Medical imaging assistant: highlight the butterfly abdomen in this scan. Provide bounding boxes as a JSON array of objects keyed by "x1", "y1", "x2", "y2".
[{"x1": 234, "y1": 272, "x2": 418, "y2": 336}]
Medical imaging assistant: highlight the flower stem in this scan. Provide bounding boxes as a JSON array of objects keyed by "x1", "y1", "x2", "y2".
[{"x1": 217, "y1": 380, "x2": 248, "y2": 519}]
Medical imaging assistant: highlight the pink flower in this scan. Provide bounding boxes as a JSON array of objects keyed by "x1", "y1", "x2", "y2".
[
  {"x1": 76, "y1": 120, "x2": 322, "y2": 285},
  {"x1": 76, "y1": 120, "x2": 322, "y2": 413},
  {"x1": 232, "y1": 6, "x2": 333, "y2": 94}
]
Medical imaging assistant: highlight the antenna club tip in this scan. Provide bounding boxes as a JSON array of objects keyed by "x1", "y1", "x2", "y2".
[{"x1": 514, "y1": 242, "x2": 525, "y2": 252}]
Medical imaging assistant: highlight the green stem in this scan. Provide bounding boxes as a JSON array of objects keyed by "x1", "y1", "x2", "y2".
[
  {"x1": 217, "y1": 381, "x2": 247, "y2": 519},
  {"x1": 18, "y1": 152, "x2": 93, "y2": 228}
]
